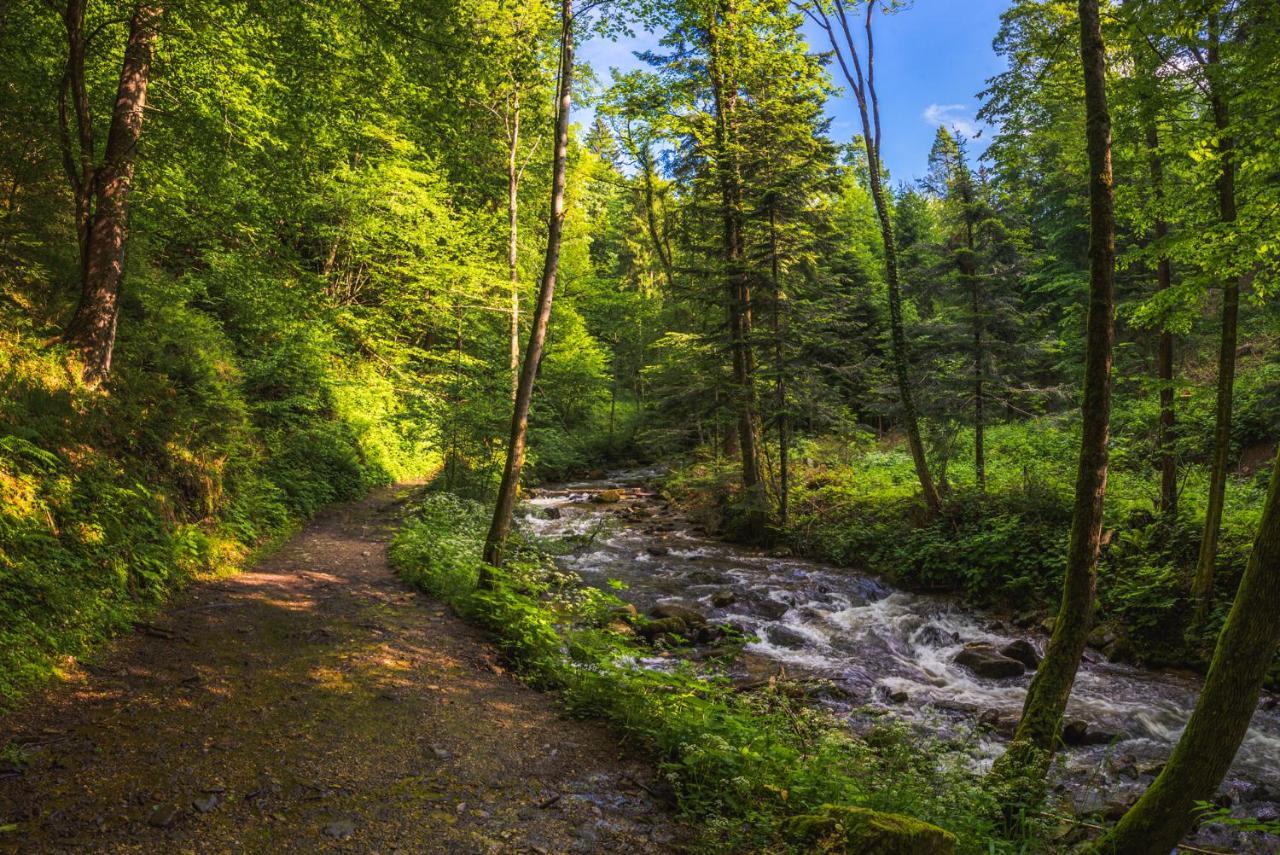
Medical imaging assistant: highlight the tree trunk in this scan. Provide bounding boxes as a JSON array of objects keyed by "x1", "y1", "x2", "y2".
[
  {"x1": 1194, "y1": 14, "x2": 1238, "y2": 605},
  {"x1": 770, "y1": 205, "x2": 788, "y2": 525},
  {"x1": 962, "y1": 216, "x2": 986, "y2": 491},
  {"x1": 816, "y1": 1, "x2": 940, "y2": 515},
  {"x1": 55, "y1": 0, "x2": 93, "y2": 274},
  {"x1": 482, "y1": 0, "x2": 573, "y2": 570},
  {"x1": 1144, "y1": 121, "x2": 1178, "y2": 517},
  {"x1": 865, "y1": 152, "x2": 940, "y2": 515},
  {"x1": 1091, "y1": 449, "x2": 1280, "y2": 855},
  {"x1": 708, "y1": 4, "x2": 767, "y2": 538},
  {"x1": 507, "y1": 91, "x2": 521, "y2": 403},
  {"x1": 639, "y1": 144, "x2": 675, "y2": 292},
  {"x1": 65, "y1": 3, "x2": 161, "y2": 385},
  {"x1": 992, "y1": 0, "x2": 1115, "y2": 780}
]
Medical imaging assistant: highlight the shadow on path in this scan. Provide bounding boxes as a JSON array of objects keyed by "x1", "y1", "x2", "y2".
[{"x1": 0, "y1": 486, "x2": 684, "y2": 853}]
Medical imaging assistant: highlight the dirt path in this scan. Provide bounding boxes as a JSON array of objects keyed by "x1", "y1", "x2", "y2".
[{"x1": 0, "y1": 486, "x2": 685, "y2": 853}]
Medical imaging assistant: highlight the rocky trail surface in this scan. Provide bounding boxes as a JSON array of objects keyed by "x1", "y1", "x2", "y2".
[{"x1": 0, "y1": 486, "x2": 684, "y2": 854}]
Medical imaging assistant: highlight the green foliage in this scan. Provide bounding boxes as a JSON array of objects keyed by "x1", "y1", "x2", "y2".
[{"x1": 391, "y1": 493, "x2": 1024, "y2": 853}]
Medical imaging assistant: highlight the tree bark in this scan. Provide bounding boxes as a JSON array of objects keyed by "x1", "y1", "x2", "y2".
[
  {"x1": 55, "y1": 0, "x2": 93, "y2": 273},
  {"x1": 961, "y1": 214, "x2": 985, "y2": 491},
  {"x1": 770, "y1": 204, "x2": 788, "y2": 524},
  {"x1": 1091, "y1": 450, "x2": 1280, "y2": 854},
  {"x1": 992, "y1": 0, "x2": 1115, "y2": 780},
  {"x1": 815, "y1": 0, "x2": 940, "y2": 515},
  {"x1": 482, "y1": 0, "x2": 573, "y2": 570},
  {"x1": 507, "y1": 90, "x2": 521, "y2": 403},
  {"x1": 639, "y1": 143, "x2": 676, "y2": 292},
  {"x1": 65, "y1": 3, "x2": 161, "y2": 385},
  {"x1": 1193, "y1": 13, "x2": 1238, "y2": 604},
  {"x1": 707, "y1": 3, "x2": 767, "y2": 538},
  {"x1": 1144, "y1": 120, "x2": 1177, "y2": 517}
]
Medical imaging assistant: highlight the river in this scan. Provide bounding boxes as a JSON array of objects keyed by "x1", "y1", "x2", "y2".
[{"x1": 521, "y1": 470, "x2": 1280, "y2": 853}]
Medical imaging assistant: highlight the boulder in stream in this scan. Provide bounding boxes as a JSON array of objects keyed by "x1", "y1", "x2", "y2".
[
  {"x1": 710, "y1": 589, "x2": 736, "y2": 608},
  {"x1": 999, "y1": 639, "x2": 1041, "y2": 671},
  {"x1": 592, "y1": 489, "x2": 624, "y2": 504},
  {"x1": 649, "y1": 603, "x2": 706, "y2": 625},
  {"x1": 750, "y1": 597, "x2": 791, "y2": 621},
  {"x1": 954, "y1": 644, "x2": 1026, "y2": 679},
  {"x1": 766, "y1": 625, "x2": 811, "y2": 649},
  {"x1": 1062, "y1": 719, "x2": 1117, "y2": 746},
  {"x1": 787, "y1": 805, "x2": 956, "y2": 855}
]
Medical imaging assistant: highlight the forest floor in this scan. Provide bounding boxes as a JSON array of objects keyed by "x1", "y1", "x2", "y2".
[{"x1": 0, "y1": 486, "x2": 685, "y2": 854}]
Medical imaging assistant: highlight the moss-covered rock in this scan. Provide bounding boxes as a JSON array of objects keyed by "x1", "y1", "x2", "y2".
[{"x1": 786, "y1": 805, "x2": 955, "y2": 854}]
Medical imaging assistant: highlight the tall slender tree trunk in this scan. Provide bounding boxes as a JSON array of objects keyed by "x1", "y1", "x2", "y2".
[
  {"x1": 815, "y1": 0, "x2": 940, "y2": 515},
  {"x1": 1092, "y1": 449, "x2": 1280, "y2": 855},
  {"x1": 708, "y1": 5, "x2": 767, "y2": 538},
  {"x1": 865, "y1": 154, "x2": 940, "y2": 515},
  {"x1": 55, "y1": 0, "x2": 93, "y2": 274},
  {"x1": 507, "y1": 91, "x2": 521, "y2": 403},
  {"x1": 639, "y1": 145, "x2": 675, "y2": 292},
  {"x1": 992, "y1": 0, "x2": 1115, "y2": 781},
  {"x1": 1144, "y1": 120, "x2": 1178, "y2": 517},
  {"x1": 770, "y1": 205, "x2": 788, "y2": 524},
  {"x1": 65, "y1": 3, "x2": 161, "y2": 385},
  {"x1": 961, "y1": 216, "x2": 986, "y2": 491},
  {"x1": 482, "y1": 0, "x2": 573, "y2": 570},
  {"x1": 1194, "y1": 15, "x2": 1238, "y2": 605}
]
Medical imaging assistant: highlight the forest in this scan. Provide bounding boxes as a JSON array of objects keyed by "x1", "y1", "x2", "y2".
[{"x1": 0, "y1": 0, "x2": 1278, "y2": 852}]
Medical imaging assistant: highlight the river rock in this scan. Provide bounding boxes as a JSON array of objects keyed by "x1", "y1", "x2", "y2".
[
  {"x1": 544, "y1": 506, "x2": 562, "y2": 520},
  {"x1": 608, "y1": 603, "x2": 638, "y2": 621},
  {"x1": 954, "y1": 644, "x2": 1026, "y2": 679},
  {"x1": 999, "y1": 639, "x2": 1041, "y2": 670},
  {"x1": 1062, "y1": 719, "x2": 1117, "y2": 746},
  {"x1": 751, "y1": 598, "x2": 791, "y2": 621},
  {"x1": 1087, "y1": 625, "x2": 1117, "y2": 650},
  {"x1": 710, "y1": 589, "x2": 736, "y2": 608},
  {"x1": 592, "y1": 489, "x2": 624, "y2": 504},
  {"x1": 638, "y1": 617, "x2": 690, "y2": 644},
  {"x1": 646, "y1": 545, "x2": 671, "y2": 557},
  {"x1": 649, "y1": 603, "x2": 706, "y2": 625},
  {"x1": 787, "y1": 805, "x2": 956, "y2": 854},
  {"x1": 766, "y1": 625, "x2": 810, "y2": 649}
]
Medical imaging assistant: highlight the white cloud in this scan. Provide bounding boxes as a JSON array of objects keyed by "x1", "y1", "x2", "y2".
[{"x1": 922, "y1": 103, "x2": 980, "y2": 139}]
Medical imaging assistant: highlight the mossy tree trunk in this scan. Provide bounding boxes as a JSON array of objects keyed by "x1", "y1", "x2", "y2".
[
  {"x1": 65, "y1": 3, "x2": 161, "y2": 385},
  {"x1": 1092, "y1": 449, "x2": 1280, "y2": 854},
  {"x1": 482, "y1": 0, "x2": 573, "y2": 571},
  {"x1": 1193, "y1": 12, "x2": 1239, "y2": 607},
  {"x1": 991, "y1": 0, "x2": 1115, "y2": 781},
  {"x1": 809, "y1": 0, "x2": 941, "y2": 516}
]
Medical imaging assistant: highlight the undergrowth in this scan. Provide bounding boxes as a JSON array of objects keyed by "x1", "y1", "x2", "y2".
[
  {"x1": 0, "y1": 281, "x2": 432, "y2": 706},
  {"x1": 390, "y1": 492, "x2": 1033, "y2": 853},
  {"x1": 661, "y1": 415, "x2": 1273, "y2": 678}
]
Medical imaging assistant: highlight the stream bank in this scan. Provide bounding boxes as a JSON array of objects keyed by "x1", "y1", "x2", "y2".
[{"x1": 524, "y1": 470, "x2": 1280, "y2": 854}]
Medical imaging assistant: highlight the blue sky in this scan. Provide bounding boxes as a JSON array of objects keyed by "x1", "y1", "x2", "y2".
[{"x1": 577, "y1": 0, "x2": 1010, "y2": 182}]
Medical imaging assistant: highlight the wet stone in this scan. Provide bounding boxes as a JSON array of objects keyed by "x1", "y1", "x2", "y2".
[
  {"x1": 766, "y1": 625, "x2": 810, "y2": 649},
  {"x1": 710, "y1": 589, "x2": 736, "y2": 608},
  {"x1": 999, "y1": 639, "x2": 1041, "y2": 671},
  {"x1": 954, "y1": 644, "x2": 1026, "y2": 679}
]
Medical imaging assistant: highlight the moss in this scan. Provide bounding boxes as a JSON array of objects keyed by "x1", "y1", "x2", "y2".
[{"x1": 787, "y1": 804, "x2": 957, "y2": 854}]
